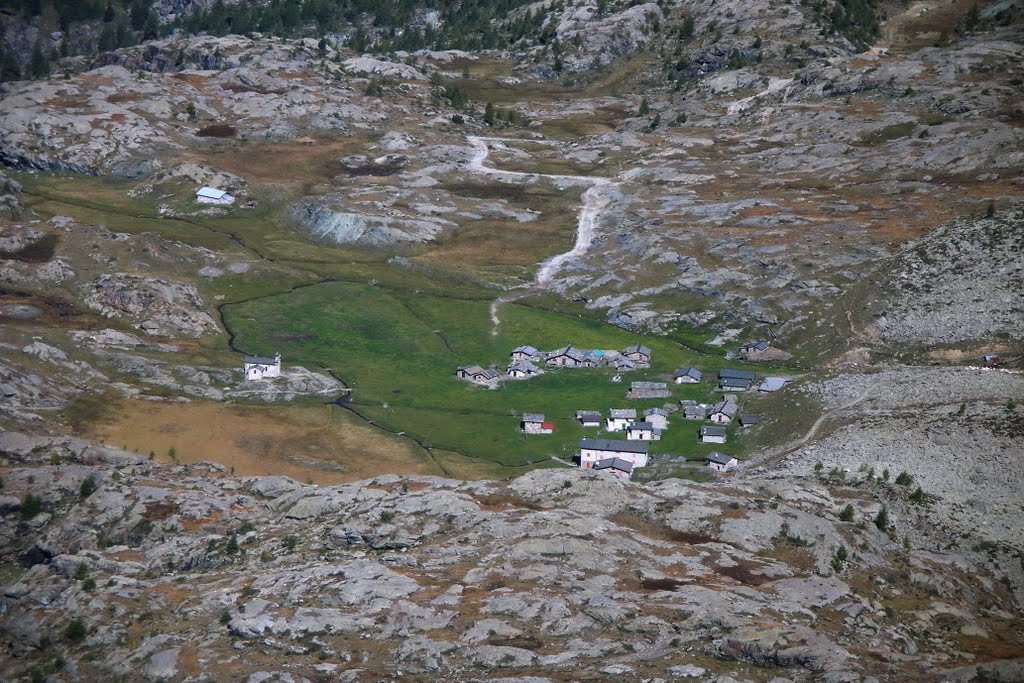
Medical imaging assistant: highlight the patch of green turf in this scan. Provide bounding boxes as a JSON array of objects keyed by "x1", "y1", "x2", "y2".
[{"x1": 225, "y1": 280, "x2": 762, "y2": 466}]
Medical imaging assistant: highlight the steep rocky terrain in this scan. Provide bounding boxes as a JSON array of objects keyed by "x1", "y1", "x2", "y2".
[
  {"x1": 1, "y1": 0, "x2": 1023, "y2": 680},
  {"x1": 1, "y1": 433, "x2": 1022, "y2": 682}
]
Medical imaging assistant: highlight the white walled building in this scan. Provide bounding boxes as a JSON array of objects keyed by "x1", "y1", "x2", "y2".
[
  {"x1": 578, "y1": 438, "x2": 649, "y2": 470},
  {"x1": 605, "y1": 408, "x2": 637, "y2": 431},
  {"x1": 706, "y1": 451, "x2": 738, "y2": 472},
  {"x1": 244, "y1": 353, "x2": 281, "y2": 381}
]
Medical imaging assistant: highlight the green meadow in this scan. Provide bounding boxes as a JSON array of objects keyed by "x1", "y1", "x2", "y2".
[
  {"x1": 16, "y1": 149, "x2": 783, "y2": 475},
  {"x1": 224, "y1": 280, "x2": 759, "y2": 467}
]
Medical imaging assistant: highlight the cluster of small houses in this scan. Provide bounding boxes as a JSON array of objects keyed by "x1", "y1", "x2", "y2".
[
  {"x1": 456, "y1": 343, "x2": 654, "y2": 386},
  {"x1": 511, "y1": 357, "x2": 792, "y2": 480}
]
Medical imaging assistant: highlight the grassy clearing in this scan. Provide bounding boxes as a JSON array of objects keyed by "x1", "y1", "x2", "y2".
[
  {"x1": 83, "y1": 398, "x2": 438, "y2": 485},
  {"x1": 225, "y1": 280, "x2": 764, "y2": 467}
]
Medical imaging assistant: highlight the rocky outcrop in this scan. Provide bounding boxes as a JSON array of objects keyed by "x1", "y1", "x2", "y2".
[
  {"x1": 83, "y1": 274, "x2": 218, "y2": 338},
  {"x1": 0, "y1": 444, "x2": 1020, "y2": 681},
  {"x1": 872, "y1": 208, "x2": 1024, "y2": 346},
  {"x1": 289, "y1": 199, "x2": 451, "y2": 245}
]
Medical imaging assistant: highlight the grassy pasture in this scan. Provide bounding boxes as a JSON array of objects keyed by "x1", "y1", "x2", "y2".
[{"x1": 225, "y1": 280, "x2": 760, "y2": 467}]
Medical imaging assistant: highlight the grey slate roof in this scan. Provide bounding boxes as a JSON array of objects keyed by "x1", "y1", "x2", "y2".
[
  {"x1": 576, "y1": 410, "x2": 601, "y2": 422},
  {"x1": 711, "y1": 396, "x2": 739, "y2": 417},
  {"x1": 719, "y1": 377, "x2": 752, "y2": 389},
  {"x1": 512, "y1": 345, "x2": 539, "y2": 356},
  {"x1": 628, "y1": 421, "x2": 655, "y2": 430},
  {"x1": 645, "y1": 407, "x2": 669, "y2": 417},
  {"x1": 609, "y1": 408, "x2": 637, "y2": 419},
  {"x1": 579, "y1": 438, "x2": 649, "y2": 454},
  {"x1": 742, "y1": 340, "x2": 771, "y2": 352},
  {"x1": 739, "y1": 414, "x2": 759, "y2": 426},
  {"x1": 674, "y1": 367, "x2": 702, "y2": 380},
  {"x1": 623, "y1": 344, "x2": 652, "y2": 357},
  {"x1": 522, "y1": 413, "x2": 545, "y2": 423},
  {"x1": 705, "y1": 451, "x2": 736, "y2": 465},
  {"x1": 593, "y1": 457, "x2": 633, "y2": 473},
  {"x1": 508, "y1": 359, "x2": 539, "y2": 374},
  {"x1": 700, "y1": 425, "x2": 727, "y2": 437},
  {"x1": 244, "y1": 355, "x2": 278, "y2": 365},
  {"x1": 719, "y1": 368, "x2": 757, "y2": 381},
  {"x1": 547, "y1": 345, "x2": 589, "y2": 362},
  {"x1": 758, "y1": 377, "x2": 788, "y2": 392},
  {"x1": 631, "y1": 381, "x2": 667, "y2": 390}
]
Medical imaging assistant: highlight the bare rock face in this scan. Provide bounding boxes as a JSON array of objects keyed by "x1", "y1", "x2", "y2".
[
  {"x1": 83, "y1": 274, "x2": 218, "y2": 338},
  {"x1": 0, "y1": 444, "x2": 1020, "y2": 681},
  {"x1": 289, "y1": 199, "x2": 451, "y2": 245},
  {"x1": 872, "y1": 207, "x2": 1024, "y2": 346}
]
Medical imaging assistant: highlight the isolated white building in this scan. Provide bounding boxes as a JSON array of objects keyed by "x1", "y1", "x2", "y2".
[
  {"x1": 244, "y1": 353, "x2": 281, "y2": 380},
  {"x1": 706, "y1": 451, "x2": 738, "y2": 472},
  {"x1": 196, "y1": 186, "x2": 235, "y2": 205}
]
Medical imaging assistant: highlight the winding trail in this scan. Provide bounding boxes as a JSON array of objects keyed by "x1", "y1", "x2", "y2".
[
  {"x1": 466, "y1": 135, "x2": 619, "y2": 333},
  {"x1": 747, "y1": 387, "x2": 875, "y2": 471}
]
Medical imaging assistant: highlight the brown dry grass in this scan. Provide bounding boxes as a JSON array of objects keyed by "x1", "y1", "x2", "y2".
[
  {"x1": 183, "y1": 134, "x2": 377, "y2": 190},
  {"x1": 83, "y1": 398, "x2": 440, "y2": 485},
  {"x1": 608, "y1": 510, "x2": 715, "y2": 546}
]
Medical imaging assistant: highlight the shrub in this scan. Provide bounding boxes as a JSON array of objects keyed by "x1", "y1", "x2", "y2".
[
  {"x1": 379, "y1": 510, "x2": 395, "y2": 523},
  {"x1": 220, "y1": 610, "x2": 231, "y2": 625},
  {"x1": 20, "y1": 493, "x2": 43, "y2": 520},
  {"x1": 874, "y1": 505, "x2": 889, "y2": 531},
  {"x1": 638, "y1": 97, "x2": 650, "y2": 116},
  {"x1": 813, "y1": 461, "x2": 824, "y2": 473},
  {"x1": 225, "y1": 535, "x2": 239, "y2": 555},
  {"x1": 64, "y1": 618, "x2": 86, "y2": 643},
  {"x1": 881, "y1": 468, "x2": 890, "y2": 481},
  {"x1": 75, "y1": 563, "x2": 88, "y2": 580},
  {"x1": 838, "y1": 504, "x2": 855, "y2": 522},
  {"x1": 909, "y1": 487, "x2": 925, "y2": 503},
  {"x1": 282, "y1": 535, "x2": 298, "y2": 551},
  {"x1": 895, "y1": 471, "x2": 913, "y2": 486},
  {"x1": 80, "y1": 475, "x2": 97, "y2": 498},
  {"x1": 82, "y1": 577, "x2": 96, "y2": 591},
  {"x1": 831, "y1": 545, "x2": 848, "y2": 572}
]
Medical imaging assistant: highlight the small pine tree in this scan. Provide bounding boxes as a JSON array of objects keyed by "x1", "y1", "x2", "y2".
[
  {"x1": 909, "y1": 487, "x2": 925, "y2": 503},
  {"x1": 986, "y1": 201, "x2": 995, "y2": 218},
  {"x1": 874, "y1": 505, "x2": 889, "y2": 531},
  {"x1": 638, "y1": 97, "x2": 650, "y2": 116},
  {"x1": 79, "y1": 475, "x2": 97, "y2": 498},
  {"x1": 29, "y1": 43, "x2": 49, "y2": 79},
  {"x1": 831, "y1": 545, "x2": 848, "y2": 572},
  {"x1": 20, "y1": 493, "x2": 43, "y2": 519},
  {"x1": 64, "y1": 618, "x2": 86, "y2": 643},
  {"x1": 895, "y1": 471, "x2": 913, "y2": 486},
  {"x1": 483, "y1": 101, "x2": 496, "y2": 126},
  {"x1": 839, "y1": 504, "x2": 855, "y2": 522},
  {"x1": 882, "y1": 468, "x2": 890, "y2": 481},
  {"x1": 225, "y1": 535, "x2": 239, "y2": 554}
]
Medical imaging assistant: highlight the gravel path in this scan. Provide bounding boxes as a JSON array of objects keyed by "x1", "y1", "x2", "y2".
[{"x1": 466, "y1": 135, "x2": 620, "y2": 332}]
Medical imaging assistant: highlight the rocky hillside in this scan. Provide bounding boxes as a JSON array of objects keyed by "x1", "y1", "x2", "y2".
[{"x1": 1, "y1": 430, "x2": 1022, "y2": 682}]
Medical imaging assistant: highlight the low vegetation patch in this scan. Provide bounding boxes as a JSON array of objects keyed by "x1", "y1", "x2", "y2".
[{"x1": 196, "y1": 124, "x2": 237, "y2": 138}]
